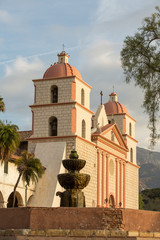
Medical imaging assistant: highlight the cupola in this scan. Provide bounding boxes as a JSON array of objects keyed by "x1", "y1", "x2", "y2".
[
  {"x1": 43, "y1": 51, "x2": 82, "y2": 80},
  {"x1": 57, "y1": 51, "x2": 69, "y2": 63},
  {"x1": 104, "y1": 92, "x2": 129, "y2": 115},
  {"x1": 109, "y1": 92, "x2": 118, "y2": 102}
]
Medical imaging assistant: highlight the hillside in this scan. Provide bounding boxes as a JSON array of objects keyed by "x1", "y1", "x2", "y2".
[{"x1": 137, "y1": 147, "x2": 160, "y2": 191}]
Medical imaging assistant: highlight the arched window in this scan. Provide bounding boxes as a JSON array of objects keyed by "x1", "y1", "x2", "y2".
[
  {"x1": 109, "y1": 195, "x2": 115, "y2": 208},
  {"x1": 81, "y1": 88, "x2": 85, "y2": 106},
  {"x1": 51, "y1": 85, "x2": 58, "y2": 103},
  {"x1": 4, "y1": 161, "x2": 8, "y2": 174},
  {"x1": 49, "y1": 117, "x2": 58, "y2": 136},
  {"x1": 130, "y1": 148, "x2": 133, "y2": 163},
  {"x1": 82, "y1": 120, "x2": 86, "y2": 138},
  {"x1": 129, "y1": 123, "x2": 132, "y2": 136}
]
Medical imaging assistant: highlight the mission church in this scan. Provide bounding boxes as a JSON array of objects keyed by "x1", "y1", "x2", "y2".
[{"x1": 0, "y1": 51, "x2": 139, "y2": 209}]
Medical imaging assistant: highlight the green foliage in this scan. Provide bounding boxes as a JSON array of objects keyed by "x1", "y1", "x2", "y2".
[
  {"x1": 0, "y1": 121, "x2": 20, "y2": 163},
  {"x1": 139, "y1": 193, "x2": 144, "y2": 209},
  {"x1": 15, "y1": 150, "x2": 45, "y2": 186},
  {"x1": 13, "y1": 150, "x2": 45, "y2": 207},
  {"x1": 141, "y1": 188, "x2": 160, "y2": 211},
  {"x1": 0, "y1": 97, "x2": 5, "y2": 112},
  {"x1": 121, "y1": 6, "x2": 160, "y2": 147}
]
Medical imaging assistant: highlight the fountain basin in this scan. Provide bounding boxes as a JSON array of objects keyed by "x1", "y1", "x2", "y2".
[
  {"x1": 58, "y1": 173, "x2": 90, "y2": 190},
  {"x1": 62, "y1": 159, "x2": 86, "y2": 172}
]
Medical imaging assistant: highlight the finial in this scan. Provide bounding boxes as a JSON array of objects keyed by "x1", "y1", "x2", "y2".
[
  {"x1": 62, "y1": 43, "x2": 65, "y2": 51},
  {"x1": 100, "y1": 91, "x2": 103, "y2": 105},
  {"x1": 69, "y1": 149, "x2": 79, "y2": 159},
  {"x1": 113, "y1": 85, "x2": 115, "y2": 92}
]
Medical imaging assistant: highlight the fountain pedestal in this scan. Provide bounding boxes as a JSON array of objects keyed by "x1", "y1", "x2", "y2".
[{"x1": 57, "y1": 150, "x2": 90, "y2": 207}]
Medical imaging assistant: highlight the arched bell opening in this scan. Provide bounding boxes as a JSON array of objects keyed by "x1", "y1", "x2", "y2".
[
  {"x1": 49, "y1": 116, "x2": 58, "y2": 136},
  {"x1": 51, "y1": 85, "x2": 58, "y2": 103}
]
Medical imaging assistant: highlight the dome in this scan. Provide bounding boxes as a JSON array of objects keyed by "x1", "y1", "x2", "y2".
[
  {"x1": 43, "y1": 63, "x2": 82, "y2": 79},
  {"x1": 104, "y1": 92, "x2": 129, "y2": 115},
  {"x1": 109, "y1": 92, "x2": 118, "y2": 97},
  {"x1": 104, "y1": 101, "x2": 129, "y2": 115},
  {"x1": 43, "y1": 51, "x2": 82, "y2": 80}
]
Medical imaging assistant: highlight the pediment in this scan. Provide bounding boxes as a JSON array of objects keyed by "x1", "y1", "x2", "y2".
[{"x1": 92, "y1": 123, "x2": 128, "y2": 150}]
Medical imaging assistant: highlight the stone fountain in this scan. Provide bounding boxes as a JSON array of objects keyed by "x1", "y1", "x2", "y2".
[{"x1": 56, "y1": 149, "x2": 90, "y2": 207}]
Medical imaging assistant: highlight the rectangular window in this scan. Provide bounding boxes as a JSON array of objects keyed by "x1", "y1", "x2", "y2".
[{"x1": 4, "y1": 162, "x2": 8, "y2": 174}]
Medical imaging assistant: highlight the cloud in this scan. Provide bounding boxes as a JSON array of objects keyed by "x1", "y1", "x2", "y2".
[
  {"x1": 95, "y1": 0, "x2": 157, "y2": 24},
  {"x1": 0, "y1": 0, "x2": 159, "y2": 151},
  {"x1": 5, "y1": 56, "x2": 43, "y2": 76},
  {"x1": 0, "y1": 10, "x2": 12, "y2": 24},
  {"x1": 0, "y1": 57, "x2": 45, "y2": 130},
  {"x1": 76, "y1": 0, "x2": 160, "y2": 151},
  {"x1": 82, "y1": 40, "x2": 120, "y2": 69}
]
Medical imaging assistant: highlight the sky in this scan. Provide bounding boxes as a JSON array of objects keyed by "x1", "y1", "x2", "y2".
[{"x1": 0, "y1": 0, "x2": 160, "y2": 151}]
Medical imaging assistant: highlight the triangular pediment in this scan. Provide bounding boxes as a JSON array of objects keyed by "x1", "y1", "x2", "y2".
[{"x1": 92, "y1": 123, "x2": 128, "y2": 150}]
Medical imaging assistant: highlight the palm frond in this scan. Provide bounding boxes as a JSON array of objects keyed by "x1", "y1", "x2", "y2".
[{"x1": 15, "y1": 150, "x2": 45, "y2": 186}]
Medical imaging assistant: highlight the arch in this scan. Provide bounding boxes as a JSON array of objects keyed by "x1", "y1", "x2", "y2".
[
  {"x1": 129, "y1": 122, "x2": 132, "y2": 136},
  {"x1": 82, "y1": 120, "x2": 86, "y2": 138},
  {"x1": 51, "y1": 85, "x2": 58, "y2": 103},
  {"x1": 109, "y1": 194, "x2": 115, "y2": 208},
  {"x1": 81, "y1": 88, "x2": 85, "y2": 106},
  {"x1": 130, "y1": 148, "x2": 133, "y2": 163},
  {"x1": 0, "y1": 191, "x2": 4, "y2": 208},
  {"x1": 7, "y1": 191, "x2": 23, "y2": 208},
  {"x1": 49, "y1": 116, "x2": 58, "y2": 136},
  {"x1": 27, "y1": 195, "x2": 34, "y2": 206}
]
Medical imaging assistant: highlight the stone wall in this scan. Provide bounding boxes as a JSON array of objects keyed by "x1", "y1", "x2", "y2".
[
  {"x1": 76, "y1": 105, "x2": 92, "y2": 141},
  {"x1": 28, "y1": 137, "x2": 76, "y2": 158},
  {"x1": 125, "y1": 163, "x2": 139, "y2": 209},
  {"x1": 0, "y1": 208, "x2": 160, "y2": 239},
  {"x1": 34, "y1": 78, "x2": 73, "y2": 104},
  {"x1": 32, "y1": 103, "x2": 75, "y2": 137},
  {"x1": 75, "y1": 78, "x2": 91, "y2": 109},
  {"x1": 76, "y1": 137, "x2": 97, "y2": 207},
  {"x1": 126, "y1": 136, "x2": 137, "y2": 164}
]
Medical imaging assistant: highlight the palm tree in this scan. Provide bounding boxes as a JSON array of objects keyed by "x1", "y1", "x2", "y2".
[
  {"x1": 13, "y1": 151, "x2": 45, "y2": 207},
  {"x1": 0, "y1": 97, "x2": 5, "y2": 112},
  {"x1": 0, "y1": 121, "x2": 20, "y2": 163}
]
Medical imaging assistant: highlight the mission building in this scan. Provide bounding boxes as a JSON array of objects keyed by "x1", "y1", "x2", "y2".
[{"x1": 0, "y1": 51, "x2": 139, "y2": 209}]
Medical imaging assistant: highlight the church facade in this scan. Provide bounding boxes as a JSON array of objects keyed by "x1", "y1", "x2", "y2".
[
  {"x1": 0, "y1": 51, "x2": 139, "y2": 209},
  {"x1": 27, "y1": 51, "x2": 139, "y2": 209}
]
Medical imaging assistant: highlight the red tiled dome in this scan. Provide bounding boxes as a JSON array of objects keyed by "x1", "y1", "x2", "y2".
[
  {"x1": 43, "y1": 63, "x2": 82, "y2": 79},
  {"x1": 104, "y1": 101, "x2": 129, "y2": 115},
  {"x1": 109, "y1": 92, "x2": 118, "y2": 97}
]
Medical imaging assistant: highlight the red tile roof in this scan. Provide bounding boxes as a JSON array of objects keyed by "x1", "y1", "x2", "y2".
[
  {"x1": 43, "y1": 62, "x2": 82, "y2": 79},
  {"x1": 19, "y1": 130, "x2": 32, "y2": 141},
  {"x1": 104, "y1": 101, "x2": 129, "y2": 115}
]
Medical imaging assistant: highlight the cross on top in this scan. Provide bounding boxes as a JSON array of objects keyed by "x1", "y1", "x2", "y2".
[{"x1": 100, "y1": 91, "x2": 103, "y2": 105}]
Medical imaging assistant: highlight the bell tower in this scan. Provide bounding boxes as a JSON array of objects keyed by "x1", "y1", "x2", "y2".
[
  {"x1": 27, "y1": 52, "x2": 95, "y2": 207},
  {"x1": 28, "y1": 51, "x2": 93, "y2": 147},
  {"x1": 104, "y1": 92, "x2": 137, "y2": 164}
]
